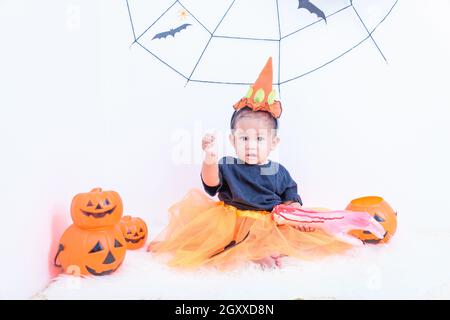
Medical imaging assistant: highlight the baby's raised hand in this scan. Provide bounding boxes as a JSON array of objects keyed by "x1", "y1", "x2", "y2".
[{"x1": 202, "y1": 132, "x2": 218, "y2": 161}]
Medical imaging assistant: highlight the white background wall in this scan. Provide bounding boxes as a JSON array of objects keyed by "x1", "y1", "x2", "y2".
[{"x1": 1, "y1": 0, "x2": 449, "y2": 299}]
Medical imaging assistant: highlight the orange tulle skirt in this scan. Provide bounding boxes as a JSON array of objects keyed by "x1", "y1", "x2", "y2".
[{"x1": 148, "y1": 189, "x2": 351, "y2": 270}]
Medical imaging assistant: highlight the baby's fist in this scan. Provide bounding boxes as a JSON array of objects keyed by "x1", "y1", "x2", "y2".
[{"x1": 202, "y1": 133, "x2": 217, "y2": 158}]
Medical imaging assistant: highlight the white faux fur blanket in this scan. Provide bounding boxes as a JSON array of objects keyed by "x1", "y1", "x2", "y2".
[{"x1": 35, "y1": 226, "x2": 450, "y2": 300}]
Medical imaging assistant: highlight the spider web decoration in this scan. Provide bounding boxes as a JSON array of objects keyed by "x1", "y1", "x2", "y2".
[{"x1": 126, "y1": 0, "x2": 398, "y2": 94}]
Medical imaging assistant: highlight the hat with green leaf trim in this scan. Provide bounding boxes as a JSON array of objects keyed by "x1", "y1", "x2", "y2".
[{"x1": 233, "y1": 57, "x2": 282, "y2": 118}]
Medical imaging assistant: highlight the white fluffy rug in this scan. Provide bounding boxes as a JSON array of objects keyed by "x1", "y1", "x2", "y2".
[{"x1": 35, "y1": 226, "x2": 450, "y2": 300}]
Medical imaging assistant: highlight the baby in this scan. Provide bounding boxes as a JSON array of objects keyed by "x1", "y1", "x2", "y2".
[
  {"x1": 201, "y1": 106, "x2": 306, "y2": 267},
  {"x1": 148, "y1": 58, "x2": 352, "y2": 270}
]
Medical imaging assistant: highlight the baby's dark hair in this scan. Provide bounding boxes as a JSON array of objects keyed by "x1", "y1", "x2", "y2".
[{"x1": 230, "y1": 106, "x2": 279, "y2": 132}]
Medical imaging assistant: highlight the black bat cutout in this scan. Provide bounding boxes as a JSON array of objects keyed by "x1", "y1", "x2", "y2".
[
  {"x1": 298, "y1": 0, "x2": 327, "y2": 23},
  {"x1": 152, "y1": 23, "x2": 192, "y2": 40}
]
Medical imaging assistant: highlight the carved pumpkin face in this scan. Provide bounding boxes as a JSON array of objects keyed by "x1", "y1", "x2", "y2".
[
  {"x1": 71, "y1": 188, "x2": 123, "y2": 229},
  {"x1": 346, "y1": 196, "x2": 397, "y2": 244},
  {"x1": 55, "y1": 224, "x2": 126, "y2": 276},
  {"x1": 119, "y1": 216, "x2": 148, "y2": 250}
]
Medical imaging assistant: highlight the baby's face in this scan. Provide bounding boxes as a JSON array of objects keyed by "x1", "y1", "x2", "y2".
[{"x1": 229, "y1": 116, "x2": 279, "y2": 165}]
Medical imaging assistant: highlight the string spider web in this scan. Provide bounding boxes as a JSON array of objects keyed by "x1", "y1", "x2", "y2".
[{"x1": 126, "y1": 0, "x2": 398, "y2": 93}]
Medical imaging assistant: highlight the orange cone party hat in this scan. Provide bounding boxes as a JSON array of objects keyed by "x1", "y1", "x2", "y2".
[{"x1": 233, "y1": 57, "x2": 282, "y2": 118}]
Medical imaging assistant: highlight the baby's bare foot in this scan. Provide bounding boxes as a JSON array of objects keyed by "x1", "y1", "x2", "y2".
[{"x1": 252, "y1": 254, "x2": 284, "y2": 269}]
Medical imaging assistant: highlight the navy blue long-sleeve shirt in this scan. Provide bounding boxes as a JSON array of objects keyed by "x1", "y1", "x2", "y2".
[{"x1": 201, "y1": 156, "x2": 302, "y2": 211}]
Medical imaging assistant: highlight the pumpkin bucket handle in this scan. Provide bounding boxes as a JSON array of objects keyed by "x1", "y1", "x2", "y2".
[{"x1": 54, "y1": 244, "x2": 64, "y2": 268}]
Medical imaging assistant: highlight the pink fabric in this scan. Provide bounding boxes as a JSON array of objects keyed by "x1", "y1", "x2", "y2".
[{"x1": 272, "y1": 204, "x2": 385, "y2": 245}]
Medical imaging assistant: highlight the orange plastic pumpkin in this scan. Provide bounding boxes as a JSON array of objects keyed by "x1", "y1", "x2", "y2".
[
  {"x1": 346, "y1": 196, "x2": 397, "y2": 244},
  {"x1": 119, "y1": 216, "x2": 148, "y2": 250},
  {"x1": 71, "y1": 188, "x2": 123, "y2": 229},
  {"x1": 54, "y1": 224, "x2": 126, "y2": 276}
]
